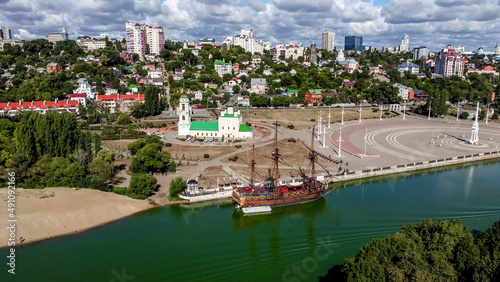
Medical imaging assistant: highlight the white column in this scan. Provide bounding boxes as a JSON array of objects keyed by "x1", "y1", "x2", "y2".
[
  {"x1": 486, "y1": 104, "x2": 489, "y2": 124},
  {"x1": 341, "y1": 105, "x2": 344, "y2": 125},
  {"x1": 328, "y1": 105, "x2": 331, "y2": 129},
  {"x1": 470, "y1": 102, "x2": 479, "y2": 145},
  {"x1": 379, "y1": 104, "x2": 382, "y2": 120},
  {"x1": 428, "y1": 101, "x2": 432, "y2": 120},
  {"x1": 337, "y1": 128, "x2": 343, "y2": 157},
  {"x1": 358, "y1": 104, "x2": 362, "y2": 122},
  {"x1": 456, "y1": 104, "x2": 460, "y2": 121},
  {"x1": 403, "y1": 100, "x2": 406, "y2": 120}
]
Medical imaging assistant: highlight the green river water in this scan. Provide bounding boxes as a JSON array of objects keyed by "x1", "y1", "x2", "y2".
[{"x1": 2, "y1": 160, "x2": 500, "y2": 281}]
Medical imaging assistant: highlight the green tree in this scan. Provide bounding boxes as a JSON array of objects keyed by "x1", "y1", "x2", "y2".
[
  {"x1": 133, "y1": 143, "x2": 171, "y2": 173},
  {"x1": 144, "y1": 85, "x2": 161, "y2": 116},
  {"x1": 169, "y1": 176, "x2": 186, "y2": 198},
  {"x1": 128, "y1": 173, "x2": 157, "y2": 199},
  {"x1": 116, "y1": 113, "x2": 132, "y2": 125}
]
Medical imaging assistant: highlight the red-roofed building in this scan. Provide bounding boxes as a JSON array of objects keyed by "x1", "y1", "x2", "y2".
[
  {"x1": 70, "y1": 93, "x2": 87, "y2": 106},
  {"x1": 96, "y1": 94, "x2": 145, "y2": 113},
  {"x1": 304, "y1": 89, "x2": 322, "y2": 105},
  {"x1": 0, "y1": 99, "x2": 79, "y2": 117}
]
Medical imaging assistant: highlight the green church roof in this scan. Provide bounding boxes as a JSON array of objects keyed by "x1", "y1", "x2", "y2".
[
  {"x1": 308, "y1": 89, "x2": 322, "y2": 95},
  {"x1": 239, "y1": 124, "x2": 253, "y2": 132},
  {"x1": 214, "y1": 60, "x2": 230, "y2": 65},
  {"x1": 222, "y1": 113, "x2": 242, "y2": 118},
  {"x1": 190, "y1": 121, "x2": 219, "y2": 131},
  {"x1": 288, "y1": 89, "x2": 298, "y2": 93}
]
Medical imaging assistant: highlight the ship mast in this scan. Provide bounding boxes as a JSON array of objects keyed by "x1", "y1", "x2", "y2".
[
  {"x1": 251, "y1": 137, "x2": 256, "y2": 192},
  {"x1": 309, "y1": 126, "x2": 317, "y2": 180},
  {"x1": 271, "y1": 121, "x2": 281, "y2": 189}
]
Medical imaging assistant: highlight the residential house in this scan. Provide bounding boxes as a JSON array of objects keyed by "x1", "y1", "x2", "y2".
[
  {"x1": 233, "y1": 63, "x2": 239, "y2": 72},
  {"x1": 214, "y1": 60, "x2": 232, "y2": 77},
  {"x1": 70, "y1": 93, "x2": 87, "y2": 106},
  {"x1": 467, "y1": 65, "x2": 499, "y2": 76},
  {"x1": 152, "y1": 78, "x2": 164, "y2": 86},
  {"x1": 290, "y1": 69, "x2": 297, "y2": 76},
  {"x1": 251, "y1": 55, "x2": 262, "y2": 65},
  {"x1": 287, "y1": 89, "x2": 299, "y2": 97},
  {"x1": 0, "y1": 99, "x2": 79, "y2": 117},
  {"x1": 96, "y1": 94, "x2": 145, "y2": 113},
  {"x1": 148, "y1": 70, "x2": 163, "y2": 78},
  {"x1": 46, "y1": 62, "x2": 61, "y2": 73},
  {"x1": 343, "y1": 79, "x2": 355, "y2": 89},
  {"x1": 368, "y1": 66, "x2": 381, "y2": 74},
  {"x1": 250, "y1": 78, "x2": 267, "y2": 94},
  {"x1": 75, "y1": 78, "x2": 95, "y2": 100},
  {"x1": 263, "y1": 68, "x2": 273, "y2": 76},
  {"x1": 488, "y1": 92, "x2": 495, "y2": 102},
  {"x1": 414, "y1": 90, "x2": 428, "y2": 103},
  {"x1": 137, "y1": 77, "x2": 150, "y2": 85},
  {"x1": 305, "y1": 89, "x2": 322, "y2": 105},
  {"x1": 393, "y1": 83, "x2": 414, "y2": 100},
  {"x1": 397, "y1": 62, "x2": 419, "y2": 74},
  {"x1": 194, "y1": 90, "x2": 204, "y2": 100},
  {"x1": 204, "y1": 82, "x2": 218, "y2": 89},
  {"x1": 237, "y1": 96, "x2": 250, "y2": 107}
]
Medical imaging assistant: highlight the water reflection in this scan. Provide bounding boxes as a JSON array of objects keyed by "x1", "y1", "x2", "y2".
[{"x1": 231, "y1": 198, "x2": 327, "y2": 231}]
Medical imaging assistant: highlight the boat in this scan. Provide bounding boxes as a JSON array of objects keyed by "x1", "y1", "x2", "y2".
[
  {"x1": 242, "y1": 206, "x2": 272, "y2": 214},
  {"x1": 232, "y1": 124, "x2": 329, "y2": 209},
  {"x1": 179, "y1": 179, "x2": 233, "y2": 203}
]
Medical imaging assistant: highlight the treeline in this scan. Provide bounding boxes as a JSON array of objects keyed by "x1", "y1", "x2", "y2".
[
  {"x1": 0, "y1": 111, "x2": 117, "y2": 190},
  {"x1": 321, "y1": 219, "x2": 500, "y2": 281}
]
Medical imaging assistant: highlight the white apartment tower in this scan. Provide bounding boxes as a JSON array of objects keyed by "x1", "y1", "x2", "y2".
[
  {"x1": 322, "y1": 30, "x2": 335, "y2": 51},
  {"x1": 233, "y1": 29, "x2": 264, "y2": 55},
  {"x1": 400, "y1": 34, "x2": 409, "y2": 52},
  {"x1": 435, "y1": 45, "x2": 466, "y2": 77},
  {"x1": 126, "y1": 22, "x2": 164, "y2": 58}
]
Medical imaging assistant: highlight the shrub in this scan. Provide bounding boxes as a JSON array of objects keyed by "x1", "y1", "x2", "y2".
[
  {"x1": 204, "y1": 153, "x2": 210, "y2": 158},
  {"x1": 288, "y1": 124, "x2": 295, "y2": 129},
  {"x1": 235, "y1": 145, "x2": 242, "y2": 149},
  {"x1": 372, "y1": 108, "x2": 379, "y2": 112},
  {"x1": 128, "y1": 173, "x2": 157, "y2": 199},
  {"x1": 165, "y1": 142, "x2": 172, "y2": 147},
  {"x1": 169, "y1": 177, "x2": 186, "y2": 199}
]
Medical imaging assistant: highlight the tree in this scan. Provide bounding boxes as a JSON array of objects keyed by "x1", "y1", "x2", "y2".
[
  {"x1": 116, "y1": 113, "x2": 132, "y2": 125},
  {"x1": 132, "y1": 53, "x2": 140, "y2": 62},
  {"x1": 128, "y1": 173, "x2": 157, "y2": 199},
  {"x1": 233, "y1": 85, "x2": 240, "y2": 94},
  {"x1": 169, "y1": 177, "x2": 186, "y2": 198},
  {"x1": 144, "y1": 85, "x2": 161, "y2": 116},
  {"x1": 133, "y1": 143, "x2": 171, "y2": 173}
]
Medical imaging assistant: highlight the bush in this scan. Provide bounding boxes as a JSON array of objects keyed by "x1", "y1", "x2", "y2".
[
  {"x1": 228, "y1": 156, "x2": 239, "y2": 162},
  {"x1": 165, "y1": 142, "x2": 172, "y2": 147},
  {"x1": 128, "y1": 173, "x2": 157, "y2": 199},
  {"x1": 235, "y1": 145, "x2": 242, "y2": 149},
  {"x1": 287, "y1": 138, "x2": 297, "y2": 143},
  {"x1": 288, "y1": 124, "x2": 295, "y2": 129},
  {"x1": 372, "y1": 108, "x2": 379, "y2": 112},
  {"x1": 168, "y1": 161, "x2": 177, "y2": 172},
  {"x1": 204, "y1": 153, "x2": 210, "y2": 158},
  {"x1": 169, "y1": 177, "x2": 186, "y2": 199}
]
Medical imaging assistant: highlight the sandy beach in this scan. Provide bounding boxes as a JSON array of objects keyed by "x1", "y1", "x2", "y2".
[{"x1": 0, "y1": 187, "x2": 153, "y2": 248}]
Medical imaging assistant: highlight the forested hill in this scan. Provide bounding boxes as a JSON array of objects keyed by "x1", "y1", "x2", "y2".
[{"x1": 320, "y1": 219, "x2": 500, "y2": 281}]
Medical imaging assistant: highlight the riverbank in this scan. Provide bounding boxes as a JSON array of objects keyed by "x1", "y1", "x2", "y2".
[{"x1": 0, "y1": 187, "x2": 154, "y2": 248}]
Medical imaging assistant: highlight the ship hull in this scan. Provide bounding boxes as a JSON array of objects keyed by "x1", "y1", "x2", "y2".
[{"x1": 233, "y1": 182, "x2": 326, "y2": 208}]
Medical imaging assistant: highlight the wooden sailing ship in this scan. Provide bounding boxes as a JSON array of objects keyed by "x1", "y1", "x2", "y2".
[{"x1": 232, "y1": 123, "x2": 328, "y2": 208}]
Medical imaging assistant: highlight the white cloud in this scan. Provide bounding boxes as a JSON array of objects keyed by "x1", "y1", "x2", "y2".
[{"x1": 1, "y1": 0, "x2": 499, "y2": 51}]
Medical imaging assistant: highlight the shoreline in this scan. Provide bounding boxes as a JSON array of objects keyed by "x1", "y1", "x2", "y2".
[{"x1": 1, "y1": 154, "x2": 499, "y2": 249}]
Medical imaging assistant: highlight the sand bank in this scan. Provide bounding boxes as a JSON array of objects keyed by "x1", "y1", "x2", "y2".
[{"x1": 0, "y1": 187, "x2": 153, "y2": 248}]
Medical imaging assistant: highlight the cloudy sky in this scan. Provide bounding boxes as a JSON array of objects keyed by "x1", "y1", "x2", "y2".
[{"x1": 1, "y1": 0, "x2": 500, "y2": 52}]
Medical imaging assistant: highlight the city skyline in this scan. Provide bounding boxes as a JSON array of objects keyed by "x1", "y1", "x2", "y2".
[{"x1": 1, "y1": 0, "x2": 500, "y2": 51}]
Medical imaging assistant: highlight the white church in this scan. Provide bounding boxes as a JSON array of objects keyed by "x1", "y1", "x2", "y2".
[{"x1": 177, "y1": 94, "x2": 253, "y2": 139}]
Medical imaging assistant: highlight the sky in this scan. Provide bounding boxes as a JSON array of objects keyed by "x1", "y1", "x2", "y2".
[{"x1": 1, "y1": 0, "x2": 500, "y2": 52}]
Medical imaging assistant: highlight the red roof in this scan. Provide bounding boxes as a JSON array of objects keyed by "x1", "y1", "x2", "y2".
[
  {"x1": 0, "y1": 100, "x2": 79, "y2": 111},
  {"x1": 96, "y1": 94, "x2": 145, "y2": 102},
  {"x1": 70, "y1": 94, "x2": 86, "y2": 98}
]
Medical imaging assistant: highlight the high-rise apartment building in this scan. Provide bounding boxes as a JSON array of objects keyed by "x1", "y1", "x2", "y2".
[
  {"x1": 233, "y1": 29, "x2": 264, "y2": 54},
  {"x1": 400, "y1": 34, "x2": 409, "y2": 52},
  {"x1": 434, "y1": 45, "x2": 466, "y2": 77},
  {"x1": 344, "y1": 36, "x2": 363, "y2": 51},
  {"x1": 413, "y1": 46, "x2": 429, "y2": 60},
  {"x1": 322, "y1": 30, "x2": 335, "y2": 51},
  {"x1": 0, "y1": 27, "x2": 12, "y2": 40},
  {"x1": 126, "y1": 22, "x2": 164, "y2": 58},
  {"x1": 47, "y1": 27, "x2": 68, "y2": 43}
]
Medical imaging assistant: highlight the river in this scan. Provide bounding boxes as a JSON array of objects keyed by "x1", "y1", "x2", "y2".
[{"x1": 2, "y1": 160, "x2": 500, "y2": 281}]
